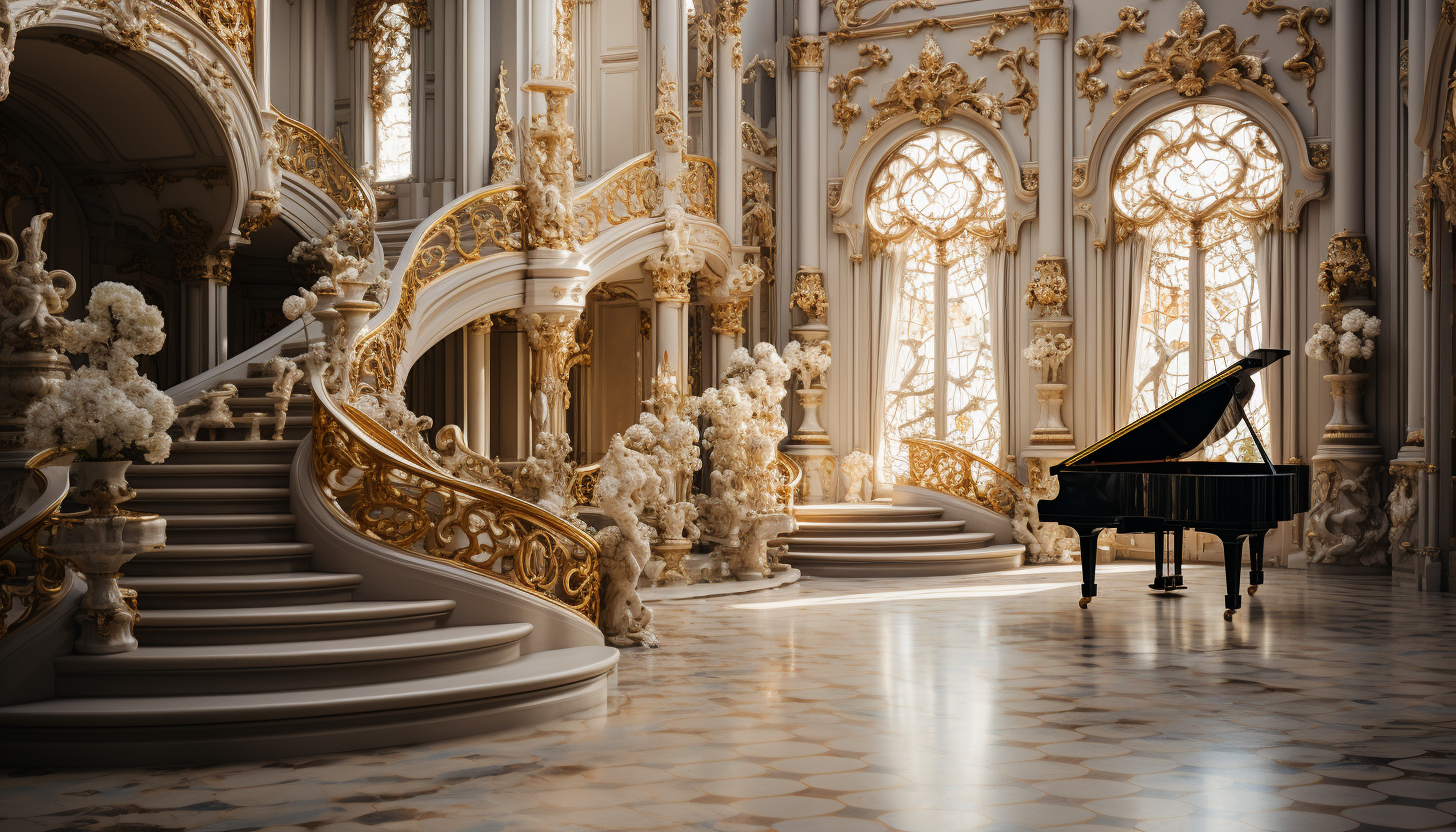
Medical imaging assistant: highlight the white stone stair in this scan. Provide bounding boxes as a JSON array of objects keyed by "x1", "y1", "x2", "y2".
[{"x1": 780, "y1": 502, "x2": 1024, "y2": 577}]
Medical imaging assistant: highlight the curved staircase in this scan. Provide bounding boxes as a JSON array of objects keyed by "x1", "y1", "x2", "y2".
[
  {"x1": 780, "y1": 502, "x2": 1024, "y2": 577},
  {"x1": 0, "y1": 370, "x2": 617, "y2": 767}
]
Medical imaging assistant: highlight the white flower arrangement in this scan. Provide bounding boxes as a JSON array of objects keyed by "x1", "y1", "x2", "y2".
[
  {"x1": 1023, "y1": 331, "x2": 1073, "y2": 384},
  {"x1": 1305, "y1": 307, "x2": 1379, "y2": 374},
  {"x1": 840, "y1": 449, "x2": 874, "y2": 502},
  {"x1": 782, "y1": 339, "x2": 832, "y2": 389},
  {"x1": 26, "y1": 282, "x2": 175, "y2": 463},
  {"x1": 695, "y1": 344, "x2": 790, "y2": 545}
]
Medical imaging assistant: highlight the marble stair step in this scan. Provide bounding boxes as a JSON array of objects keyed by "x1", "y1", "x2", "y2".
[
  {"x1": 125, "y1": 542, "x2": 315, "y2": 577},
  {"x1": 123, "y1": 463, "x2": 291, "y2": 489},
  {"x1": 227, "y1": 376, "x2": 313, "y2": 393},
  {"x1": 0, "y1": 646, "x2": 620, "y2": 767},
  {"x1": 54, "y1": 625, "x2": 532, "y2": 696},
  {"x1": 792, "y1": 504, "x2": 945, "y2": 522},
  {"x1": 790, "y1": 519, "x2": 967, "y2": 535},
  {"x1": 782, "y1": 543, "x2": 1026, "y2": 577},
  {"x1": 164, "y1": 439, "x2": 302, "y2": 466},
  {"x1": 224, "y1": 395, "x2": 313, "y2": 409},
  {"x1": 782, "y1": 531, "x2": 995, "y2": 551},
  {"x1": 134, "y1": 599, "x2": 457, "y2": 645},
  {"x1": 129, "y1": 487, "x2": 293, "y2": 515},
  {"x1": 121, "y1": 571, "x2": 361, "y2": 609},
  {"x1": 161, "y1": 513, "x2": 299, "y2": 545}
]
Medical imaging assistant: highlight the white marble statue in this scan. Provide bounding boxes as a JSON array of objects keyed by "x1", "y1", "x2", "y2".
[
  {"x1": 839, "y1": 449, "x2": 873, "y2": 502},
  {"x1": 594, "y1": 434, "x2": 662, "y2": 647}
]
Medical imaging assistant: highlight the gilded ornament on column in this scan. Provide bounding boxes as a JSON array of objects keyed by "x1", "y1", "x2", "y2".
[
  {"x1": 1020, "y1": 166, "x2": 1039, "y2": 194},
  {"x1": 521, "y1": 81, "x2": 578, "y2": 250},
  {"x1": 828, "y1": 43, "x2": 891, "y2": 148},
  {"x1": 1114, "y1": 1, "x2": 1281, "y2": 109},
  {"x1": 1243, "y1": 0, "x2": 1330, "y2": 131},
  {"x1": 1411, "y1": 176, "x2": 1433, "y2": 293},
  {"x1": 1317, "y1": 230, "x2": 1373, "y2": 305},
  {"x1": 490, "y1": 62, "x2": 517, "y2": 185},
  {"x1": 791, "y1": 267, "x2": 828, "y2": 323},
  {"x1": 827, "y1": 179, "x2": 844, "y2": 211},
  {"x1": 827, "y1": 0, "x2": 936, "y2": 32},
  {"x1": 692, "y1": 10, "x2": 715, "y2": 83},
  {"x1": 524, "y1": 311, "x2": 591, "y2": 433},
  {"x1": 864, "y1": 34, "x2": 1003, "y2": 140},
  {"x1": 742, "y1": 168, "x2": 774, "y2": 250},
  {"x1": 1029, "y1": 0, "x2": 1069, "y2": 36},
  {"x1": 717, "y1": 0, "x2": 748, "y2": 72},
  {"x1": 653, "y1": 48, "x2": 685, "y2": 152},
  {"x1": 788, "y1": 35, "x2": 826, "y2": 72},
  {"x1": 1074, "y1": 7, "x2": 1149, "y2": 127},
  {"x1": 710, "y1": 297, "x2": 750, "y2": 335},
  {"x1": 1025, "y1": 255, "x2": 1068, "y2": 316}
]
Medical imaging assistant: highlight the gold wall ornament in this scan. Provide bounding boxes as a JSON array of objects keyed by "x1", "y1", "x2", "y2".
[
  {"x1": 742, "y1": 54, "x2": 776, "y2": 84},
  {"x1": 710, "y1": 296, "x2": 750, "y2": 335},
  {"x1": 1025, "y1": 255, "x2": 1068, "y2": 315},
  {"x1": 827, "y1": 0, "x2": 937, "y2": 32},
  {"x1": 787, "y1": 35, "x2": 826, "y2": 71},
  {"x1": 1411, "y1": 175, "x2": 1433, "y2": 292},
  {"x1": 490, "y1": 62, "x2": 517, "y2": 185},
  {"x1": 742, "y1": 168, "x2": 774, "y2": 249},
  {"x1": 1114, "y1": 1, "x2": 1280, "y2": 109},
  {"x1": 692, "y1": 10, "x2": 715, "y2": 83},
  {"x1": 653, "y1": 49, "x2": 686, "y2": 151},
  {"x1": 350, "y1": 0, "x2": 428, "y2": 42},
  {"x1": 1028, "y1": 0, "x2": 1068, "y2": 36},
  {"x1": 639, "y1": 308, "x2": 652, "y2": 339},
  {"x1": 166, "y1": 0, "x2": 254, "y2": 70},
  {"x1": 639, "y1": 0, "x2": 650, "y2": 28},
  {"x1": 134, "y1": 164, "x2": 181, "y2": 197},
  {"x1": 1243, "y1": 0, "x2": 1330, "y2": 131},
  {"x1": 717, "y1": 0, "x2": 748, "y2": 71},
  {"x1": 573, "y1": 153, "x2": 662, "y2": 244},
  {"x1": 1446, "y1": 0, "x2": 1456, "y2": 23},
  {"x1": 827, "y1": 179, "x2": 844, "y2": 210},
  {"x1": 1317, "y1": 230, "x2": 1373, "y2": 305},
  {"x1": 741, "y1": 119, "x2": 774, "y2": 156},
  {"x1": 997, "y1": 46, "x2": 1038, "y2": 137},
  {"x1": 239, "y1": 189, "x2": 281, "y2": 239},
  {"x1": 1020, "y1": 166, "x2": 1038, "y2": 194},
  {"x1": 1307, "y1": 140, "x2": 1330, "y2": 169},
  {"x1": 791, "y1": 266, "x2": 828, "y2": 323},
  {"x1": 1074, "y1": 7, "x2": 1149, "y2": 130},
  {"x1": 900, "y1": 437, "x2": 1020, "y2": 516},
  {"x1": 682, "y1": 155, "x2": 717, "y2": 219},
  {"x1": 554, "y1": 0, "x2": 575, "y2": 80},
  {"x1": 864, "y1": 33, "x2": 1003, "y2": 140},
  {"x1": 1071, "y1": 158, "x2": 1088, "y2": 190},
  {"x1": 966, "y1": 11, "x2": 1030, "y2": 58},
  {"x1": 273, "y1": 110, "x2": 375, "y2": 219},
  {"x1": 828, "y1": 43, "x2": 892, "y2": 148}
]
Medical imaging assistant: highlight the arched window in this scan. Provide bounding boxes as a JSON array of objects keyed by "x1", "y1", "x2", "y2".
[
  {"x1": 370, "y1": 3, "x2": 414, "y2": 182},
  {"x1": 868, "y1": 129, "x2": 1006, "y2": 478},
  {"x1": 1113, "y1": 103, "x2": 1282, "y2": 461}
]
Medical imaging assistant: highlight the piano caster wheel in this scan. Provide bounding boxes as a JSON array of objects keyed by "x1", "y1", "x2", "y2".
[
  {"x1": 1079, "y1": 597, "x2": 1091, "y2": 609},
  {"x1": 1223, "y1": 609, "x2": 1235, "y2": 621},
  {"x1": 1248, "y1": 585, "x2": 1258, "y2": 596}
]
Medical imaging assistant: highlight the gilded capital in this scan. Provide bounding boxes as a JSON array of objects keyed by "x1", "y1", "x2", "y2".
[
  {"x1": 1025, "y1": 255, "x2": 1068, "y2": 317},
  {"x1": 711, "y1": 296, "x2": 750, "y2": 335},
  {"x1": 1317, "y1": 231, "x2": 1373, "y2": 306},
  {"x1": 467, "y1": 315, "x2": 494, "y2": 335},
  {"x1": 1029, "y1": 0, "x2": 1069, "y2": 37},
  {"x1": 791, "y1": 266, "x2": 828, "y2": 322},
  {"x1": 788, "y1": 36, "x2": 826, "y2": 72}
]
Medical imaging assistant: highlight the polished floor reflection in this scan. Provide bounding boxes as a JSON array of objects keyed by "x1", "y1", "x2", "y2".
[{"x1": 4, "y1": 564, "x2": 1456, "y2": 832}]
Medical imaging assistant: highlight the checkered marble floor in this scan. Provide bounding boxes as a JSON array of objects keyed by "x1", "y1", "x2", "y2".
[{"x1": 4, "y1": 563, "x2": 1456, "y2": 832}]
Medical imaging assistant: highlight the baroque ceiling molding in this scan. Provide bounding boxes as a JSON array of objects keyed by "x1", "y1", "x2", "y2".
[
  {"x1": 1114, "y1": 1, "x2": 1283, "y2": 110},
  {"x1": 967, "y1": 13, "x2": 1037, "y2": 138},
  {"x1": 1074, "y1": 7, "x2": 1149, "y2": 139},
  {"x1": 1243, "y1": 0, "x2": 1330, "y2": 132},
  {"x1": 825, "y1": 0, "x2": 937, "y2": 34},
  {"x1": 864, "y1": 33, "x2": 1003, "y2": 142},
  {"x1": 829, "y1": 43, "x2": 892, "y2": 149}
]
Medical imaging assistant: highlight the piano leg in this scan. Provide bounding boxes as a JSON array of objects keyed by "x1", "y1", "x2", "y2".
[
  {"x1": 1077, "y1": 528, "x2": 1100, "y2": 608},
  {"x1": 1248, "y1": 532, "x2": 1266, "y2": 595},
  {"x1": 1171, "y1": 529, "x2": 1186, "y2": 590},
  {"x1": 1149, "y1": 531, "x2": 1166, "y2": 590},
  {"x1": 1220, "y1": 535, "x2": 1247, "y2": 620}
]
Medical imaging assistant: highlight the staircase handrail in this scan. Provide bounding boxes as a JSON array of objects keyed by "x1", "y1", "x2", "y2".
[
  {"x1": 310, "y1": 372, "x2": 600, "y2": 624},
  {"x1": 900, "y1": 438, "x2": 1022, "y2": 517},
  {"x1": 573, "y1": 153, "x2": 662, "y2": 244},
  {"x1": 681, "y1": 155, "x2": 717, "y2": 221},
  {"x1": 775, "y1": 452, "x2": 802, "y2": 512},
  {"x1": 271, "y1": 108, "x2": 376, "y2": 227},
  {"x1": 0, "y1": 450, "x2": 73, "y2": 641}
]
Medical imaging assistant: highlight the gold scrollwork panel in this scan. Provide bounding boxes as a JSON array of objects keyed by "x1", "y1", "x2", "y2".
[
  {"x1": 900, "y1": 438, "x2": 1020, "y2": 516},
  {"x1": 683, "y1": 155, "x2": 718, "y2": 221},
  {"x1": 272, "y1": 110, "x2": 375, "y2": 222},
  {"x1": 574, "y1": 155, "x2": 663, "y2": 244}
]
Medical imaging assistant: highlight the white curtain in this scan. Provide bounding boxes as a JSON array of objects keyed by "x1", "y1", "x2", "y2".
[
  {"x1": 1254, "y1": 225, "x2": 1290, "y2": 460},
  {"x1": 986, "y1": 244, "x2": 1013, "y2": 462},
  {"x1": 868, "y1": 244, "x2": 908, "y2": 483},
  {"x1": 1111, "y1": 230, "x2": 1151, "y2": 427}
]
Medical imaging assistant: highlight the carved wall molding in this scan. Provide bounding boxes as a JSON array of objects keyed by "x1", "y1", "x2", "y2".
[
  {"x1": 829, "y1": 43, "x2": 891, "y2": 149},
  {"x1": 1074, "y1": 6, "x2": 1149, "y2": 134},
  {"x1": 827, "y1": 0, "x2": 937, "y2": 34},
  {"x1": 653, "y1": 48, "x2": 685, "y2": 152},
  {"x1": 864, "y1": 33, "x2": 1003, "y2": 142},
  {"x1": 966, "y1": 13, "x2": 1037, "y2": 137},
  {"x1": 1113, "y1": 1, "x2": 1282, "y2": 110},
  {"x1": 1243, "y1": 0, "x2": 1330, "y2": 132}
]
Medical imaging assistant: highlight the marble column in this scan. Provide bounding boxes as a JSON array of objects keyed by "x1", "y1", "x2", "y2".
[
  {"x1": 714, "y1": 1, "x2": 748, "y2": 236},
  {"x1": 1308, "y1": 0, "x2": 1388, "y2": 572},
  {"x1": 182, "y1": 250, "x2": 232, "y2": 378},
  {"x1": 523, "y1": 310, "x2": 589, "y2": 439},
  {"x1": 465, "y1": 316, "x2": 492, "y2": 453},
  {"x1": 1023, "y1": 1, "x2": 1072, "y2": 484}
]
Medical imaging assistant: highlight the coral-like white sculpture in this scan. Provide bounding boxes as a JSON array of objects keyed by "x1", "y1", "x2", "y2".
[
  {"x1": 628, "y1": 357, "x2": 702, "y2": 542},
  {"x1": 177, "y1": 384, "x2": 240, "y2": 441},
  {"x1": 594, "y1": 434, "x2": 662, "y2": 647},
  {"x1": 26, "y1": 282, "x2": 175, "y2": 463},
  {"x1": 0, "y1": 212, "x2": 74, "y2": 352},
  {"x1": 840, "y1": 449, "x2": 874, "y2": 502},
  {"x1": 1304, "y1": 308, "x2": 1380, "y2": 375},
  {"x1": 351, "y1": 388, "x2": 437, "y2": 463},
  {"x1": 517, "y1": 431, "x2": 578, "y2": 517},
  {"x1": 1010, "y1": 485, "x2": 1076, "y2": 564},
  {"x1": 262, "y1": 356, "x2": 304, "y2": 441},
  {"x1": 782, "y1": 338, "x2": 832, "y2": 390},
  {"x1": 1307, "y1": 464, "x2": 1390, "y2": 566}
]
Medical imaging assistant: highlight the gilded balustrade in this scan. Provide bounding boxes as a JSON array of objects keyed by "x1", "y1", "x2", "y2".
[
  {"x1": 353, "y1": 184, "x2": 527, "y2": 392},
  {"x1": 574, "y1": 154, "x2": 663, "y2": 244},
  {"x1": 167, "y1": 0, "x2": 255, "y2": 71},
  {"x1": 682, "y1": 155, "x2": 718, "y2": 220},
  {"x1": 901, "y1": 438, "x2": 1021, "y2": 516},
  {"x1": 312, "y1": 384, "x2": 600, "y2": 623},
  {"x1": 775, "y1": 452, "x2": 802, "y2": 511},
  {"x1": 0, "y1": 451, "x2": 73, "y2": 641},
  {"x1": 272, "y1": 110, "x2": 375, "y2": 224}
]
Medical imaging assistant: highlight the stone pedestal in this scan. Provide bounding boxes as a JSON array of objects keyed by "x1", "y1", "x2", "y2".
[
  {"x1": 793, "y1": 387, "x2": 828, "y2": 443},
  {"x1": 787, "y1": 446, "x2": 837, "y2": 504},
  {"x1": 651, "y1": 539, "x2": 693, "y2": 587}
]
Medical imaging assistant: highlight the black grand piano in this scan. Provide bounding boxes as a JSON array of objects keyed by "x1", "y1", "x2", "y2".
[{"x1": 1038, "y1": 348, "x2": 1309, "y2": 620}]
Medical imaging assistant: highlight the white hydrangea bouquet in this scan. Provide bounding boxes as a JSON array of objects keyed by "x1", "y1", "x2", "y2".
[
  {"x1": 26, "y1": 282, "x2": 176, "y2": 463},
  {"x1": 782, "y1": 338, "x2": 831, "y2": 389},
  {"x1": 1304, "y1": 307, "x2": 1380, "y2": 375},
  {"x1": 1023, "y1": 331, "x2": 1073, "y2": 384}
]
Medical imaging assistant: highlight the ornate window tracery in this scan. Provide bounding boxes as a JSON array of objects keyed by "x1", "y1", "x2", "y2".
[
  {"x1": 1113, "y1": 103, "x2": 1282, "y2": 461},
  {"x1": 869, "y1": 130, "x2": 1004, "y2": 480},
  {"x1": 370, "y1": 3, "x2": 415, "y2": 183}
]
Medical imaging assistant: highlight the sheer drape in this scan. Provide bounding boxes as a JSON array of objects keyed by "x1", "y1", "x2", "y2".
[
  {"x1": 1112, "y1": 231, "x2": 1150, "y2": 427},
  {"x1": 1254, "y1": 225, "x2": 1290, "y2": 459},
  {"x1": 869, "y1": 244, "x2": 908, "y2": 483},
  {"x1": 986, "y1": 245, "x2": 1013, "y2": 461}
]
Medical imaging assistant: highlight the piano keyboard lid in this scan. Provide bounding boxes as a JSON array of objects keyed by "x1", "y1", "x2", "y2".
[{"x1": 1051, "y1": 349, "x2": 1290, "y2": 472}]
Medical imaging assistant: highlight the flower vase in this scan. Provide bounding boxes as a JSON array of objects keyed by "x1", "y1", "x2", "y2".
[
  {"x1": 1321, "y1": 373, "x2": 1373, "y2": 444},
  {"x1": 49, "y1": 460, "x2": 166, "y2": 654}
]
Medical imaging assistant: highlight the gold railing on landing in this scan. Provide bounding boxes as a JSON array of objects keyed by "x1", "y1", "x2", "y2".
[
  {"x1": 166, "y1": 0, "x2": 255, "y2": 71},
  {"x1": 353, "y1": 183, "x2": 526, "y2": 391},
  {"x1": 272, "y1": 109, "x2": 376, "y2": 224},
  {"x1": 574, "y1": 154, "x2": 662, "y2": 244},
  {"x1": 900, "y1": 438, "x2": 1021, "y2": 517},
  {"x1": 775, "y1": 452, "x2": 802, "y2": 512},
  {"x1": 0, "y1": 450, "x2": 73, "y2": 641},
  {"x1": 311, "y1": 383, "x2": 600, "y2": 624},
  {"x1": 682, "y1": 155, "x2": 717, "y2": 221}
]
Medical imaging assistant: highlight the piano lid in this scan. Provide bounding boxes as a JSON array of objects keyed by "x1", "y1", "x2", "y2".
[{"x1": 1053, "y1": 349, "x2": 1290, "y2": 470}]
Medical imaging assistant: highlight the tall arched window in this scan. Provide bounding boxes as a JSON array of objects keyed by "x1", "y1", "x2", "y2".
[
  {"x1": 868, "y1": 129, "x2": 1006, "y2": 478},
  {"x1": 370, "y1": 3, "x2": 415, "y2": 182},
  {"x1": 1113, "y1": 104, "x2": 1282, "y2": 461}
]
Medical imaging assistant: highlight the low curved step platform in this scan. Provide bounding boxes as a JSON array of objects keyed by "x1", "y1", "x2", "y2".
[{"x1": 780, "y1": 502, "x2": 1024, "y2": 577}]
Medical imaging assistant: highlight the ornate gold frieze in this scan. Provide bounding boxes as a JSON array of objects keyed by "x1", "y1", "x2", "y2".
[
  {"x1": 166, "y1": 0, "x2": 254, "y2": 71},
  {"x1": 1025, "y1": 255, "x2": 1068, "y2": 316},
  {"x1": 1074, "y1": 7, "x2": 1149, "y2": 129},
  {"x1": 788, "y1": 35, "x2": 826, "y2": 71},
  {"x1": 653, "y1": 49, "x2": 685, "y2": 152},
  {"x1": 273, "y1": 110, "x2": 375, "y2": 220},
  {"x1": 792, "y1": 266, "x2": 828, "y2": 322},
  {"x1": 710, "y1": 297, "x2": 750, "y2": 335},
  {"x1": 490, "y1": 62, "x2": 517, "y2": 185},
  {"x1": 901, "y1": 437, "x2": 1020, "y2": 516},
  {"x1": 829, "y1": 43, "x2": 892, "y2": 148},
  {"x1": 718, "y1": 0, "x2": 748, "y2": 72},
  {"x1": 1243, "y1": 1, "x2": 1330, "y2": 131},
  {"x1": 1114, "y1": 1, "x2": 1280, "y2": 109},
  {"x1": 828, "y1": 0, "x2": 936, "y2": 33},
  {"x1": 1317, "y1": 230, "x2": 1373, "y2": 305},
  {"x1": 864, "y1": 33, "x2": 1003, "y2": 140},
  {"x1": 683, "y1": 155, "x2": 717, "y2": 220}
]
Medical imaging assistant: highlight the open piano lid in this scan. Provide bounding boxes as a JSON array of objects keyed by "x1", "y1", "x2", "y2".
[{"x1": 1051, "y1": 349, "x2": 1289, "y2": 472}]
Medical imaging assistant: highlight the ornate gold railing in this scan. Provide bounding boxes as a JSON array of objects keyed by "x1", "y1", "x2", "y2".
[
  {"x1": 775, "y1": 452, "x2": 802, "y2": 512},
  {"x1": 0, "y1": 451, "x2": 73, "y2": 641},
  {"x1": 167, "y1": 0, "x2": 255, "y2": 71},
  {"x1": 901, "y1": 438, "x2": 1022, "y2": 517},
  {"x1": 312, "y1": 381, "x2": 599, "y2": 623},
  {"x1": 272, "y1": 109, "x2": 375, "y2": 222},
  {"x1": 570, "y1": 462, "x2": 601, "y2": 508},
  {"x1": 353, "y1": 184, "x2": 527, "y2": 391},
  {"x1": 682, "y1": 155, "x2": 717, "y2": 221},
  {"x1": 574, "y1": 153, "x2": 662, "y2": 244}
]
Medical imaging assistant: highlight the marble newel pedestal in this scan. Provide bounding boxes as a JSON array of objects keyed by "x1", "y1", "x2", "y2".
[{"x1": 783, "y1": 288, "x2": 836, "y2": 503}]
